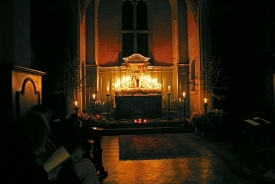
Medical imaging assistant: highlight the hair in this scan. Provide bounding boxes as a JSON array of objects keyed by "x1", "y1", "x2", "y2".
[
  {"x1": 31, "y1": 104, "x2": 53, "y2": 123},
  {"x1": 19, "y1": 111, "x2": 50, "y2": 157}
]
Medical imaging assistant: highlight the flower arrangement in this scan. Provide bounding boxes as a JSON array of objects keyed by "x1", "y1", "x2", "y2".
[
  {"x1": 187, "y1": 112, "x2": 204, "y2": 128},
  {"x1": 207, "y1": 109, "x2": 227, "y2": 129},
  {"x1": 115, "y1": 88, "x2": 162, "y2": 95},
  {"x1": 79, "y1": 113, "x2": 108, "y2": 128},
  {"x1": 83, "y1": 100, "x2": 106, "y2": 115}
]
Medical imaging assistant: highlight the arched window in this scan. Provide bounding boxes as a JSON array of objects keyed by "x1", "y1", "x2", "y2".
[{"x1": 122, "y1": 0, "x2": 149, "y2": 58}]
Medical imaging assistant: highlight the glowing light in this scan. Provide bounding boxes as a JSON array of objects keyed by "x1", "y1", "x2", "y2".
[
  {"x1": 113, "y1": 74, "x2": 162, "y2": 95},
  {"x1": 75, "y1": 101, "x2": 78, "y2": 107},
  {"x1": 204, "y1": 98, "x2": 207, "y2": 104}
]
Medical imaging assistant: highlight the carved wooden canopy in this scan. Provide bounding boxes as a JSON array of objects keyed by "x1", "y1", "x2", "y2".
[{"x1": 122, "y1": 53, "x2": 151, "y2": 72}]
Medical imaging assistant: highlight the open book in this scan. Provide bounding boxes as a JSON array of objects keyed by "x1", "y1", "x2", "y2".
[
  {"x1": 43, "y1": 146, "x2": 70, "y2": 173},
  {"x1": 244, "y1": 117, "x2": 271, "y2": 126}
]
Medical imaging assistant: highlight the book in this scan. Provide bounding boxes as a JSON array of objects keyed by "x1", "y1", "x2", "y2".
[
  {"x1": 244, "y1": 119, "x2": 260, "y2": 126},
  {"x1": 43, "y1": 146, "x2": 70, "y2": 173},
  {"x1": 263, "y1": 169, "x2": 275, "y2": 180},
  {"x1": 252, "y1": 117, "x2": 271, "y2": 125}
]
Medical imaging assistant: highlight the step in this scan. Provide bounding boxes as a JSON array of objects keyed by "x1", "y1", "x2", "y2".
[
  {"x1": 100, "y1": 126, "x2": 194, "y2": 136},
  {"x1": 106, "y1": 118, "x2": 186, "y2": 129}
]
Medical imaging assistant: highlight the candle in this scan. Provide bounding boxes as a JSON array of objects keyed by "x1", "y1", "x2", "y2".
[
  {"x1": 92, "y1": 94, "x2": 96, "y2": 99},
  {"x1": 204, "y1": 98, "x2": 207, "y2": 104},
  {"x1": 107, "y1": 87, "x2": 109, "y2": 94},
  {"x1": 183, "y1": 92, "x2": 185, "y2": 98},
  {"x1": 75, "y1": 101, "x2": 78, "y2": 107},
  {"x1": 144, "y1": 119, "x2": 147, "y2": 123},
  {"x1": 168, "y1": 86, "x2": 170, "y2": 93}
]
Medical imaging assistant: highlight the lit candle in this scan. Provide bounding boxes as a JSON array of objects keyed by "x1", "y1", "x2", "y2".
[
  {"x1": 204, "y1": 98, "x2": 207, "y2": 104},
  {"x1": 168, "y1": 86, "x2": 170, "y2": 93},
  {"x1": 107, "y1": 87, "x2": 109, "y2": 94},
  {"x1": 144, "y1": 119, "x2": 147, "y2": 123},
  {"x1": 75, "y1": 101, "x2": 78, "y2": 107},
  {"x1": 183, "y1": 92, "x2": 185, "y2": 98},
  {"x1": 92, "y1": 94, "x2": 96, "y2": 99}
]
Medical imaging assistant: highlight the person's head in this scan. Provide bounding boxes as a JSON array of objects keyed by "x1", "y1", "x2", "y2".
[
  {"x1": 19, "y1": 111, "x2": 50, "y2": 156},
  {"x1": 31, "y1": 104, "x2": 53, "y2": 123}
]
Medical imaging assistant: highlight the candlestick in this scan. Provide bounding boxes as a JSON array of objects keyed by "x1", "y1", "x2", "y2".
[
  {"x1": 106, "y1": 93, "x2": 110, "y2": 120},
  {"x1": 92, "y1": 98, "x2": 97, "y2": 115},
  {"x1": 181, "y1": 94, "x2": 186, "y2": 126},
  {"x1": 203, "y1": 99, "x2": 208, "y2": 136},
  {"x1": 167, "y1": 93, "x2": 173, "y2": 120},
  {"x1": 74, "y1": 105, "x2": 79, "y2": 130}
]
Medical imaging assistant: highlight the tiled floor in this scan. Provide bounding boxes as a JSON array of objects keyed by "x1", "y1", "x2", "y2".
[{"x1": 97, "y1": 133, "x2": 266, "y2": 184}]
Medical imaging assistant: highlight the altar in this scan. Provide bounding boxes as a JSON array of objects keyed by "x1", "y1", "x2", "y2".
[
  {"x1": 113, "y1": 54, "x2": 163, "y2": 119},
  {"x1": 115, "y1": 95, "x2": 162, "y2": 119}
]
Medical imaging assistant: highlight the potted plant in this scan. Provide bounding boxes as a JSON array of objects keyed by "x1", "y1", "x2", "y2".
[
  {"x1": 207, "y1": 109, "x2": 228, "y2": 139},
  {"x1": 187, "y1": 112, "x2": 205, "y2": 134},
  {"x1": 79, "y1": 113, "x2": 108, "y2": 128}
]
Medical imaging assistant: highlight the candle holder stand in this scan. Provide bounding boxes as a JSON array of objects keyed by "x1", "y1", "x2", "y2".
[
  {"x1": 74, "y1": 106, "x2": 79, "y2": 129},
  {"x1": 92, "y1": 99, "x2": 97, "y2": 115},
  {"x1": 106, "y1": 94, "x2": 110, "y2": 120},
  {"x1": 203, "y1": 103, "x2": 208, "y2": 135},
  {"x1": 181, "y1": 97, "x2": 186, "y2": 126},
  {"x1": 167, "y1": 93, "x2": 173, "y2": 120}
]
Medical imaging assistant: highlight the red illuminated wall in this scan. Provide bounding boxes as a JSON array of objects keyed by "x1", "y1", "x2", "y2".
[
  {"x1": 187, "y1": 6, "x2": 197, "y2": 59},
  {"x1": 150, "y1": 0, "x2": 172, "y2": 65},
  {"x1": 98, "y1": 0, "x2": 120, "y2": 66},
  {"x1": 80, "y1": 15, "x2": 86, "y2": 63},
  {"x1": 97, "y1": 0, "x2": 173, "y2": 66}
]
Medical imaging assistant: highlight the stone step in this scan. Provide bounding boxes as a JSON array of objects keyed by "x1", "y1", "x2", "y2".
[
  {"x1": 106, "y1": 119, "x2": 185, "y2": 129},
  {"x1": 92, "y1": 118, "x2": 194, "y2": 136},
  {"x1": 101, "y1": 126, "x2": 194, "y2": 136}
]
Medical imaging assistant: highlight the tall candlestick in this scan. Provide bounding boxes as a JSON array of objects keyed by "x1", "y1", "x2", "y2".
[
  {"x1": 203, "y1": 99, "x2": 208, "y2": 136},
  {"x1": 181, "y1": 92, "x2": 186, "y2": 126},
  {"x1": 74, "y1": 102, "x2": 79, "y2": 130}
]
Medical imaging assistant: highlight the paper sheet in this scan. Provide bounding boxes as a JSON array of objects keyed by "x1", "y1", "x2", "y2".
[{"x1": 43, "y1": 146, "x2": 70, "y2": 172}]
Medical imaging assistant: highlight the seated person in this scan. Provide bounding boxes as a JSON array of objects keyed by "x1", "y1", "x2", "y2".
[{"x1": 3, "y1": 105, "x2": 99, "y2": 184}]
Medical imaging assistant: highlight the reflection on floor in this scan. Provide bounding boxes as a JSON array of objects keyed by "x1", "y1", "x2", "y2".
[{"x1": 98, "y1": 133, "x2": 258, "y2": 184}]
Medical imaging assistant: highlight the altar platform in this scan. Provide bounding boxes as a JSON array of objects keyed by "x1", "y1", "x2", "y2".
[{"x1": 97, "y1": 117, "x2": 194, "y2": 136}]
